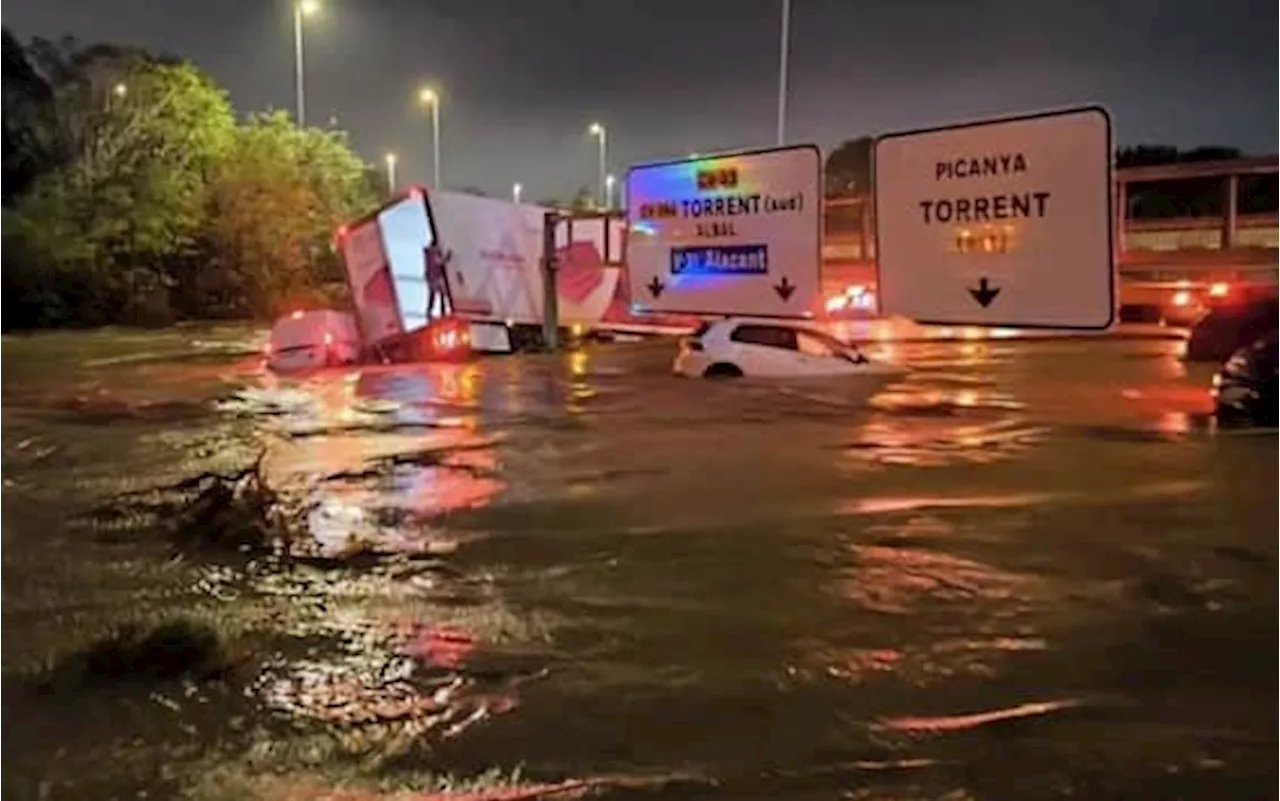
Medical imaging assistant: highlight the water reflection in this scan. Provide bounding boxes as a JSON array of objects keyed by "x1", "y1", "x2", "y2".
[
  {"x1": 564, "y1": 348, "x2": 596, "y2": 415},
  {"x1": 187, "y1": 335, "x2": 1256, "y2": 799},
  {"x1": 844, "y1": 416, "x2": 1047, "y2": 467},
  {"x1": 836, "y1": 544, "x2": 1029, "y2": 615},
  {"x1": 209, "y1": 362, "x2": 544, "y2": 769},
  {"x1": 251, "y1": 601, "x2": 535, "y2": 742},
  {"x1": 816, "y1": 537, "x2": 1047, "y2": 691}
]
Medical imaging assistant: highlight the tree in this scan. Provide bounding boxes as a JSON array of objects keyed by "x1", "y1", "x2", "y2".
[
  {"x1": 570, "y1": 186, "x2": 596, "y2": 212},
  {"x1": 2, "y1": 27, "x2": 55, "y2": 203},
  {"x1": 363, "y1": 164, "x2": 391, "y2": 198},
  {"x1": 8, "y1": 43, "x2": 236, "y2": 325},
  {"x1": 204, "y1": 111, "x2": 376, "y2": 317},
  {"x1": 1116, "y1": 144, "x2": 1244, "y2": 168},
  {"x1": 1115, "y1": 145, "x2": 1181, "y2": 169},
  {"x1": 1115, "y1": 144, "x2": 1250, "y2": 220},
  {"x1": 825, "y1": 136, "x2": 872, "y2": 198}
]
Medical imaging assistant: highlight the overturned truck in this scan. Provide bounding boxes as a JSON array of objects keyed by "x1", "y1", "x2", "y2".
[{"x1": 288, "y1": 188, "x2": 694, "y2": 367}]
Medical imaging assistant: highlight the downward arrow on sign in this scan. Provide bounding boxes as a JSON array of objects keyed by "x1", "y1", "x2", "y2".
[
  {"x1": 773, "y1": 276, "x2": 796, "y2": 301},
  {"x1": 647, "y1": 276, "x2": 665, "y2": 299},
  {"x1": 968, "y1": 277, "x2": 1001, "y2": 307}
]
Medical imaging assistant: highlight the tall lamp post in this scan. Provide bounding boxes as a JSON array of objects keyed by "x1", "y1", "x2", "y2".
[
  {"x1": 512, "y1": 182, "x2": 522, "y2": 204},
  {"x1": 776, "y1": 0, "x2": 791, "y2": 145},
  {"x1": 605, "y1": 174, "x2": 616, "y2": 210},
  {"x1": 293, "y1": 0, "x2": 319, "y2": 126},
  {"x1": 384, "y1": 153, "x2": 398, "y2": 192},
  {"x1": 418, "y1": 87, "x2": 442, "y2": 188},
  {"x1": 587, "y1": 122, "x2": 607, "y2": 209}
]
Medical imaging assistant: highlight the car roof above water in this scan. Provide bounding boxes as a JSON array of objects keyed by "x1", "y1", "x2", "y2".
[{"x1": 270, "y1": 310, "x2": 360, "y2": 349}]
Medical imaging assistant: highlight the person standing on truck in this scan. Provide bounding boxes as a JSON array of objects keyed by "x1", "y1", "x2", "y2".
[{"x1": 425, "y1": 242, "x2": 454, "y2": 320}]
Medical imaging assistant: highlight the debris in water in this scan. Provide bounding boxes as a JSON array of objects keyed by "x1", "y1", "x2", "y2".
[{"x1": 170, "y1": 452, "x2": 300, "y2": 555}]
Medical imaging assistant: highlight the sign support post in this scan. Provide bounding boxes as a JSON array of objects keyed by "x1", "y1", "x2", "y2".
[{"x1": 540, "y1": 210, "x2": 561, "y2": 352}]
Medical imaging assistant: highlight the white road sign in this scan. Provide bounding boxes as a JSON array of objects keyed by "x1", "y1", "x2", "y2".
[
  {"x1": 874, "y1": 106, "x2": 1115, "y2": 330},
  {"x1": 625, "y1": 145, "x2": 822, "y2": 318}
]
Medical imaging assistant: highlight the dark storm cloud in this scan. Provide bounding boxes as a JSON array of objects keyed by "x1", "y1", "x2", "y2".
[{"x1": 6, "y1": 0, "x2": 1276, "y2": 201}]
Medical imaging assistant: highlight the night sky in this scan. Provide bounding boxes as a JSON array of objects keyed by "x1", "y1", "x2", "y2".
[{"x1": 7, "y1": 0, "x2": 1277, "y2": 201}]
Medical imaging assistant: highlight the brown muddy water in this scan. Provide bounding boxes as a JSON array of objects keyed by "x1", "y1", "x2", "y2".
[{"x1": 2, "y1": 325, "x2": 1276, "y2": 800}]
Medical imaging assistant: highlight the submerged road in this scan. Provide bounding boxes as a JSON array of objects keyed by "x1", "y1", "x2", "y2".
[{"x1": 2, "y1": 327, "x2": 1276, "y2": 800}]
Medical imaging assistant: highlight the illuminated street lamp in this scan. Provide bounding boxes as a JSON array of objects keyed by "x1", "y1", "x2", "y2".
[
  {"x1": 418, "y1": 87, "x2": 442, "y2": 188},
  {"x1": 293, "y1": 0, "x2": 319, "y2": 126},
  {"x1": 512, "y1": 182, "x2": 522, "y2": 204},
  {"x1": 605, "y1": 174, "x2": 616, "y2": 209},
  {"x1": 587, "y1": 122, "x2": 608, "y2": 209},
  {"x1": 384, "y1": 152, "x2": 398, "y2": 191},
  {"x1": 113, "y1": 82, "x2": 128, "y2": 98}
]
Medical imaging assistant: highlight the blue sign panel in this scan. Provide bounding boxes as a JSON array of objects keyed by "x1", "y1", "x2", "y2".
[{"x1": 669, "y1": 244, "x2": 769, "y2": 276}]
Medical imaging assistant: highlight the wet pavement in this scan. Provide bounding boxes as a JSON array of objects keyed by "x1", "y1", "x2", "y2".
[{"x1": 2, "y1": 325, "x2": 1276, "y2": 800}]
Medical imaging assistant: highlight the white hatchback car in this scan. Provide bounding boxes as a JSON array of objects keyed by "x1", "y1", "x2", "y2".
[{"x1": 673, "y1": 318, "x2": 903, "y2": 385}]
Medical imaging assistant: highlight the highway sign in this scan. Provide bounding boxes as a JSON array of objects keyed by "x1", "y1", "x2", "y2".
[
  {"x1": 626, "y1": 145, "x2": 822, "y2": 318},
  {"x1": 874, "y1": 106, "x2": 1115, "y2": 330}
]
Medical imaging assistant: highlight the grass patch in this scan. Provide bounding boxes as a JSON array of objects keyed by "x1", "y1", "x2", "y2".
[{"x1": 33, "y1": 614, "x2": 246, "y2": 690}]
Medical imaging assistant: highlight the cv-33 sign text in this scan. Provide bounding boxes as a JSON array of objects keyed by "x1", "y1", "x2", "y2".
[{"x1": 635, "y1": 192, "x2": 807, "y2": 239}]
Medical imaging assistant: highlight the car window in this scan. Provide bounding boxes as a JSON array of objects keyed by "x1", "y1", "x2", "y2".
[
  {"x1": 796, "y1": 331, "x2": 837, "y2": 356},
  {"x1": 730, "y1": 324, "x2": 798, "y2": 350},
  {"x1": 799, "y1": 327, "x2": 850, "y2": 351}
]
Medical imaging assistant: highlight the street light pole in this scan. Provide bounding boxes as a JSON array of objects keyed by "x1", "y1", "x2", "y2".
[
  {"x1": 385, "y1": 153, "x2": 398, "y2": 192},
  {"x1": 419, "y1": 88, "x2": 442, "y2": 188},
  {"x1": 605, "y1": 174, "x2": 616, "y2": 210},
  {"x1": 293, "y1": 0, "x2": 318, "y2": 126},
  {"x1": 588, "y1": 122, "x2": 607, "y2": 209},
  {"x1": 512, "y1": 182, "x2": 522, "y2": 204},
  {"x1": 431, "y1": 98, "x2": 441, "y2": 188},
  {"x1": 776, "y1": 0, "x2": 791, "y2": 146}
]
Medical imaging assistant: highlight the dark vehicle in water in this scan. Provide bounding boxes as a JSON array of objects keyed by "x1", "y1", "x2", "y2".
[
  {"x1": 1186, "y1": 288, "x2": 1279, "y2": 363},
  {"x1": 1212, "y1": 329, "x2": 1279, "y2": 427}
]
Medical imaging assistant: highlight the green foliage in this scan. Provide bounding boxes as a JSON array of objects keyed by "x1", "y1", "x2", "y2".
[
  {"x1": 1116, "y1": 144, "x2": 1243, "y2": 168},
  {"x1": 1114, "y1": 144, "x2": 1266, "y2": 220},
  {"x1": 3, "y1": 28, "x2": 55, "y2": 201},
  {"x1": 7, "y1": 46, "x2": 236, "y2": 325},
  {"x1": 2, "y1": 31, "x2": 379, "y2": 328},
  {"x1": 205, "y1": 111, "x2": 376, "y2": 317},
  {"x1": 570, "y1": 186, "x2": 596, "y2": 211},
  {"x1": 825, "y1": 136, "x2": 872, "y2": 198}
]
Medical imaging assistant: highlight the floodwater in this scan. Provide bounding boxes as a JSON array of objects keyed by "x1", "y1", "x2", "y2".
[{"x1": 2, "y1": 325, "x2": 1276, "y2": 800}]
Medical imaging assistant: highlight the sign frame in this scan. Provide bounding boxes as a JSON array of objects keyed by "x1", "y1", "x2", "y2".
[
  {"x1": 624, "y1": 143, "x2": 824, "y2": 320},
  {"x1": 872, "y1": 105, "x2": 1116, "y2": 331}
]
